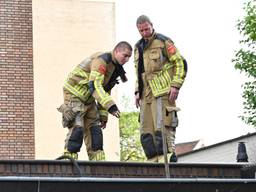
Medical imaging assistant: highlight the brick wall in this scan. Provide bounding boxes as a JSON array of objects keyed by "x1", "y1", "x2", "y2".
[{"x1": 0, "y1": 0, "x2": 34, "y2": 159}]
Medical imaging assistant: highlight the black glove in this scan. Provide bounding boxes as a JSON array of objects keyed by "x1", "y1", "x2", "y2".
[{"x1": 108, "y1": 104, "x2": 120, "y2": 118}]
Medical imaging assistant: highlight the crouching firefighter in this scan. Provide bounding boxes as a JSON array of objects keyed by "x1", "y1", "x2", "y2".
[{"x1": 58, "y1": 41, "x2": 132, "y2": 160}]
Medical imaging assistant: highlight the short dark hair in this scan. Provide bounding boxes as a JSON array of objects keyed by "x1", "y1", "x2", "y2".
[
  {"x1": 136, "y1": 15, "x2": 152, "y2": 26},
  {"x1": 114, "y1": 41, "x2": 132, "y2": 52}
]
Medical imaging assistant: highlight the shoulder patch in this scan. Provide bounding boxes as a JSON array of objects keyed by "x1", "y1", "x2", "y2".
[
  {"x1": 167, "y1": 43, "x2": 176, "y2": 55},
  {"x1": 98, "y1": 64, "x2": 106, "y2": 74}
]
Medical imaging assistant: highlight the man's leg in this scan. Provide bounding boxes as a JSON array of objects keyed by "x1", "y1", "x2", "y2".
[
  {"x1": 165, "y1": 103, "x2": 179, "y2": 162},
  {"x1": 140, "y1": 97, "x2": 158, "y2": 162},
  {"x1": 84, "y1": 102, "x2": 105, "y2": 161},
  {"x1": 63, "y1": 115, "x2": 84, "y2": 160},
  {"x1": 62, "y1": 98, "x2": 85, "y2": 160}
]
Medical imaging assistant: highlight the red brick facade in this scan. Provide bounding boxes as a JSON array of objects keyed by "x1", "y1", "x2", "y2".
[{"x1": 0, "y1": 0, "x2": 34, "y2": 159}]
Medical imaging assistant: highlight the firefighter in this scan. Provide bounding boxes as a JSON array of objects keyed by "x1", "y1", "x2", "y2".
[
  {"x1": 134, "y1": 15, "x2": 187, "y2": 162},
  {"x1": 58, "y1": 41, "x2": 132, "y2": 160}
]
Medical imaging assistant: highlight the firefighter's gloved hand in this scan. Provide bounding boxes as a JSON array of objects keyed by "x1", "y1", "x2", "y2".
[
  {"x1": 108, "y1": 104, "x2": 120, "y2": 118},
  {"x1": 57, "y1": 103, "x2": 76, "y2": 121}
]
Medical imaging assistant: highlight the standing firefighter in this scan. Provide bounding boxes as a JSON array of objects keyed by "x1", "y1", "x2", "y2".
[
  {"x1": 58, "y1": 41, "x2": 132, "y2": 160},
  {"x1": 134, "y1": 15, "x2": 187, "y2": 162}
]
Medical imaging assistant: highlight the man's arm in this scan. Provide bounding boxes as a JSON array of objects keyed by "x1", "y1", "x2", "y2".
[
  {"x1": 89, "y1": 58, "x2": 120, "y2": 117},
  {"x1": 165, "y1": 40, "x2": 187, "y2": 102}
]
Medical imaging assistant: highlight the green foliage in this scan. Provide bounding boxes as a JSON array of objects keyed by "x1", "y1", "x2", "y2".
[
  {"x1": 119, "y1": 112, "x2": 146, "y2": 161},
  {"x1": 240, "y1": 81, "x2": 256, "y2": 126},
  {"x1": 119, "y1": 94, "x2": 137, "y2": 112},
  {"x1": 232, "y1": 0, "x2": 256, "y2": 127}
]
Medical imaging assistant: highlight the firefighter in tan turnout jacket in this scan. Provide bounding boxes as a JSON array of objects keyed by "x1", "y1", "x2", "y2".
[
  {"x1": 58, "y1": 41, "x2": 132, "y2": 160},
  {"x1": 134, "y1": 15, "x2": 187, "y2": 162}
]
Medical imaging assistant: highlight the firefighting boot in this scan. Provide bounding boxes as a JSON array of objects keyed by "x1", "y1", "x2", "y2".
[
  {"x1": 169, "y1": 153, "x2": 178, "y2": 163},
  {"x1": 158, "y1": 153, "x2": 177, "y2": 163},
  {"x1": 88, "y1": 150, "x2": 105, "y2": 161},
  {"x1": 63, "y1": 148, "x2": 78, "y2": 160}
]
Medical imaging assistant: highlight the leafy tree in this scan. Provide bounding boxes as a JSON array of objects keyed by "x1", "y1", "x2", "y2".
[
  {"x1": 232, "y1": 0, "x2": 256, "y2": 127},
  {"x1": 119, "y1": 111, "x2": 146, "y2": 161}
]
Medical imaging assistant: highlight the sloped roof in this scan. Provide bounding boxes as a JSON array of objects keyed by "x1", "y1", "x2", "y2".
[
  {"x1": 178, "y1": 132, "x2": 256, "y2": 157},
  {"x1": 176, "y1": 140, "x2": 203, "y2": 155}
]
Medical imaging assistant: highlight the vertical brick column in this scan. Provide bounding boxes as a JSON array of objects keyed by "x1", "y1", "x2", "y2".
[{"x1": 0, "y1": 0, "x2": 34, "y2": 159}]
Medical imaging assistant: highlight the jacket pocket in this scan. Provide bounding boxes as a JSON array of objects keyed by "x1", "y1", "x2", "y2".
[{"x1": 148, "y1": 48, "x2": 164, "y2": 72}]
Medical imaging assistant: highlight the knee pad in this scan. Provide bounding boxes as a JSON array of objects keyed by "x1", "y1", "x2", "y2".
[
  {"x1": 140, "y1": 133, "x2": 157, "y2": 159},
  {"x1": 90, "y1": 125, "x2": 103, "y2": 151},
  {"x1": 67, "y1": 127, "x2": 83, "y2": 153},
  {"x1": 155, "y1": 131, "x2": 163, "y2": 155}
]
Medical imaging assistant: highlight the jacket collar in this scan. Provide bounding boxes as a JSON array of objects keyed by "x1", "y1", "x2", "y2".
[
  {"x1": 136, "y1": 30, "x2": 157, "y2": 49},
  {"x1": 111, "y1": 51, "x2": 120, "y2": 65}
]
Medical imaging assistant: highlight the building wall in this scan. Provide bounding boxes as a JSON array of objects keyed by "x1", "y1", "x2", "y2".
[
  {"x1": 0, "y1": 0, "x2": 34, "y2": 159},
  {"x1": 178, "y1": 135, "x2": 256, "y2": 163},
  {"x1": 33, "y1": 0, "x2": 119, "y2": 160}
]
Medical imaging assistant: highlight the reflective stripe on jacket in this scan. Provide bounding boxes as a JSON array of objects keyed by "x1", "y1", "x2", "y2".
[{"x1": 64, "y1": 65, "x2": 91, "y2": 102}]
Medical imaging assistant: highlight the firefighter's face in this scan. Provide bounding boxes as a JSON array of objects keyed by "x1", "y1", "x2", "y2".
[
  {"x1": 137, "y1": 21, "x2": 153, "y2": 39},
  {"x1": 115, "y1": 48, "x2": 132, "y2": 65}
]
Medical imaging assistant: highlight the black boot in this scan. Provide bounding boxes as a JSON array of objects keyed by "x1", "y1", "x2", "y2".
[{"x1": 169, "y1": 153, "x2": 178, "y2": 162}]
